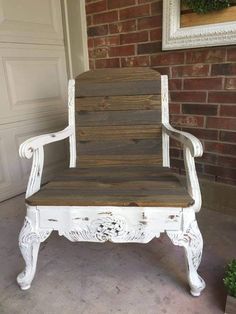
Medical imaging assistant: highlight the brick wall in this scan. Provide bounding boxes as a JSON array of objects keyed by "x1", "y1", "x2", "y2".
[{"x1": 85, "y1": 0, "x2": 236, "y2": 185}]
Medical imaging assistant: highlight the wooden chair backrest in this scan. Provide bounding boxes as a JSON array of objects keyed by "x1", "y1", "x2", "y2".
[{"x1": 75, "y1": 67, "x2": 162, "y2": 168}]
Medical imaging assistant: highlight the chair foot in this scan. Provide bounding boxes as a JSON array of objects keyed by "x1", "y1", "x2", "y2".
[
  {"x1": 167, "y1": 215, "x2": 205, "y2": 297},
  {"x1": 17, "y1": 216, "x2": 51, "y2": 290}
]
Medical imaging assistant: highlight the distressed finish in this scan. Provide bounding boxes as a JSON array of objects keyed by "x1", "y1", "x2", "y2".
[{"x1": 17, "y1": 68, "x2": 205, "y2": 296}]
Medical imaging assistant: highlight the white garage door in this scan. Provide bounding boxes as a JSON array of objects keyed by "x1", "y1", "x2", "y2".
[{"x1": 0, "y1": 0, "x2": 69, "y2": 201}]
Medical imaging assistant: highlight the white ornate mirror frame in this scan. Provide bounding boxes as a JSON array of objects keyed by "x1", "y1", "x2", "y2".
[{"x1": 162, "y1": 0, "x2": 236, "y2": 50}]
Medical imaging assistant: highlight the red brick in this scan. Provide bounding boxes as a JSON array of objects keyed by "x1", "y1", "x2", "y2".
[
  {"x1": 121, "y1": 56, "x2": 149, "y2": 67},
  {"x1": 151, "y1": 52, "x2": 184, "y2": 66},
  {"x1": 169, "y1": 103, "x2": 181, "y2": 114},
  {"x1": 109, "y1": 44, "x2": 135, "y2": 57},
  {"x1": 205, "y1": 165, "x2": 236, "y2": 180},
  {"x1": 200, "y1": 152, "x2": 218, "y2": 165},
  {"x1": 108, "y1": 0, "x2": 135, "y2": 9},
  {"x1": 170, "y1": 91, "x2": 207, "y2": 103},
  {"x1": 170, "y1": 115, "x2": 204, "y2": 127},
  {"x1": 172, "y1": 65, "x2": 209, "y2": 77},
  {"x1": 170, "y1": 138, "x2": 181, "y2": 148},
  {"x1": 150, "y1": 28, "x2": 162, "y2": 41},
  {"x1": 137, "y1": 41, "x2": 161, "y2": 55},
  {"x1": 182, "y1": 103, "x2": 218, "y2": 116},
  {"x1": 151, "y1": 1, "x2": 162, "y2": 14},
  {"x1": 86, "y1": 15, "x2": 92, "y2": 26},
  {"x1": 138, "y1": 15, "x2": 162, "y2": 29},
  {"x1": 184, "y1": 78, "x2": 223, "y2": 90},
  {"x1": 211, "y1": 63, "x2": 236, "y2": 76},
  {"x1": 225, "y1": 78, "x2": 236, "y2": 90},
  {"x1": 109, "y1": 20, "x2": 136, "y2": 34},
  {"x1": 86, "y1": 0, "x2": 107, "y2": 14},
  {"x1": 169, "y1": 79, "x2": 182, "y2": 90},
  {"x1": 220, "y1": 105, "x2": 236, "y2": 117},
  {"x1": 94, "y1": 35, "x2": 120, "y2": 47},
  {"x1": 120, "y1": 4, "x2": 150, "y2": 20},
  {"x1": 205, "y1": 141, "x2": 236, "y2": 155},
  {"x1": 208, "y1": 92, "x2": 236, "y2": 103},
  {"x1": 120, "y1": 31, "x2": 148, "y2": 44},
  {"x1": 170, "y1": 148, "x2": 181, "y2": 158},
  {"x1": 88, "y1": 38, "x2": 93, "y2": 49},
  {"x1": 181, "y1": 128, "x2": 218, "y2": 140},
  {"x1": 171, "y1": 158, "x2": 185, "y2": 170},
  {"x1": 92, "y1": 47, "x2": 108, "y2": 58},
  {"x1": 220, "y1": 131, "x2": 236, "y2": 143},
  {"x1": 95, "y1": 58, "x2": 120, "y2": 68},
  {"x1": 186, "y1": 48, "x2": 226, "y2": 64},
  {"x1": 89, "y1": 59, "x2": 95, "y2": 69},
  {"x1": 218, "y1": 155, "x2": 236, "y2": 168},
  {"x1": 93, "y1": 10, "x2": 118, "y2": 24},
  {"x1": 207, "y1": 117, "x2": 236, "y2": 130},
  {"x1": 227, "y1": 47, "x2": 236, "y2": 61},
  {"x1": 88, "y1": 25, "x2": 108, "y2": 37}
]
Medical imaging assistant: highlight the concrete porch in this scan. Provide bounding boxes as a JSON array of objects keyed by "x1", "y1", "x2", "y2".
[{"x1": 0, "y1": 194, "x2": 235, "y2": 314}]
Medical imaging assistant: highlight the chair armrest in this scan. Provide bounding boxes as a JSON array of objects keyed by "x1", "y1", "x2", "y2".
[
  {"x1": 19, "y1": 126, "x2": 73, "y2": 159},
  {"x1": 20, "y1": 126, "x2": 73, "y2": 198},
  {"x1": 163, "y1": 123, "x2": 203, "y2": 213},
  {"x1": 162, "y1": 124, "x2": 203, "y2": 158}
]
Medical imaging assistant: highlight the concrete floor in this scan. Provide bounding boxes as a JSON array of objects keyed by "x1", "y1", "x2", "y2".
[{"x1": 0, "y1": 195, "x2": 235, "y2": 314}]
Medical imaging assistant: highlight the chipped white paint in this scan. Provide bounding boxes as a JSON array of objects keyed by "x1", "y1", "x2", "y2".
[{"x1": 17, "y1": 76, "x2": 205, "y2": 296}]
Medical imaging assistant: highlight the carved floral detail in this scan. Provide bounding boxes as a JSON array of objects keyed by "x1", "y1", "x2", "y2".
[
  {"x1": 63, "y1": 216, "x2": 147, "y2": 243},
  {"x1": 167, "y1": 220, "x2": 202, "y2": 269}
]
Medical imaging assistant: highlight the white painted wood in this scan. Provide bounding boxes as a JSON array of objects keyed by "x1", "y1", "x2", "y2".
[
  {"x1": 17, "y1": 76, "x2": 205, "y2": 296},
  {"x1": 162, "y1": 0, "x2": 236, "y2": 50},
  {"x1": 161, "y1": 75, "x2": 170, "y2": 167}
]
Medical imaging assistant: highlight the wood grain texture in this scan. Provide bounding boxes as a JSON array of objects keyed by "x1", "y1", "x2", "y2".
[
  {"x1": 75, "y1": 67, "x2": 161, "y2": 97},
  {"x1": 76, "y1": 109, "x2": 161, "y2": 126},
  {"x1": 75, "y1": 67, "x2": 163, "y2": 167},
  {"x1": 26, "y1": 166, "x2": 193, "y2": 207},
  {"x1": 77, "y1": 125, "x2": 162, "y2": 141},
  {"x1": 76, "y1": 95, "x2": 161, "y2": 112}
]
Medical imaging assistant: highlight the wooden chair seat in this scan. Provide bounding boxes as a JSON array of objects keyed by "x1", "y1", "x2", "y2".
[{"x1": 26, "y1": 166, "x2": 193, "y2": 207}]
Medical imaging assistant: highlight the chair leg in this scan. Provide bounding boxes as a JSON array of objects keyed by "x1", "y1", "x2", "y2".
[
  {"x1": 17, "y1": 216, "x2": 51, "y2": 290},
  {"x1": 167, "y1": 214, "x2": 206, "y2": 297}
]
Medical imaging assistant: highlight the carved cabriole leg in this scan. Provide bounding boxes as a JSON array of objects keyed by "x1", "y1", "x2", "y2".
[
  {"x1": 167, "y1": 210, "x2": 206, "y2": 297},
  {"x1": 17, "y1": 208, "x2": 51, "y2": 290}
]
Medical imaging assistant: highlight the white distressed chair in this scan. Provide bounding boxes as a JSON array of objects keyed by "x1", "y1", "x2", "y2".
[{"x1": 17, "y1": 68, "x2": 205, "y2": 296}]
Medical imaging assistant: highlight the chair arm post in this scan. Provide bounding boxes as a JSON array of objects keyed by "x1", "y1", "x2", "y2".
[
  {"x1": 19, "y1": 126, "x2": 73, "y2": 198},
  {"x1": 162, "y1": 124, "x2": 203, "y2": 212}
]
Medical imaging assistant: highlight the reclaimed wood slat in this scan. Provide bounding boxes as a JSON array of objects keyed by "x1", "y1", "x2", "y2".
[
  {"x1": 75, "y1": 67, "x2": 161, "y2": 97},
  {"x1": 76, "y1": 109, "x2": 161, "y2": 127},
  {"x1": 77, "y1": 155, "x2": 162, "y2": 167},
  {"x1": 77, "y1": 139, "x2": 162, "y2": 155},
  {"x1": 76, "y1": 95, "x2": 161, "y2": 112},
  {"x1": 77, "y1": 125, "x2": 162, "y2": 141},
  {"x1": 26, "y1": 166, "x2": 193, "y2": 207}
]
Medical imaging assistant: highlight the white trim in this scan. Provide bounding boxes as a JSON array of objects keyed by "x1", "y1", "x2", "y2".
[
  {"x1": 161, "y1": 75, "x2": 170, "y2": 167},
  {"x1": 162, "y1": 0, "x2": 236, "y2": 50}
]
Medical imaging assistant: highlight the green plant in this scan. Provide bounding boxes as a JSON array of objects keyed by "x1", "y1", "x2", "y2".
[
  {"x1": 183, "y1": 0, "x2": 230, "y2": 14},
  {"x1": 223, "y1": 259, "x2": 236, "y2": 297}
]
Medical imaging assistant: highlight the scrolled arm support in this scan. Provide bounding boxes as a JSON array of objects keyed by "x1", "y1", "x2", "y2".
[
  {"x1": 19, "y1": 126, "x2": 73, "y2": 159},
  {"x1": 163, "y1": 123, "x2": 203, "y2": 213},
  {"x1": 162, "y1": 124, "x2": 203, "y2": 158},
  {"x1": 20, "y1": 126, "x2": 73, "y2": 198}
]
